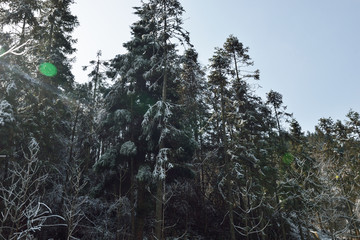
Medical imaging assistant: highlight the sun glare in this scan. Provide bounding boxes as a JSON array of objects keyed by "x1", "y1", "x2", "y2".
[{"x1": 39, "y1": 62, "x2": 58, "y2": 77}]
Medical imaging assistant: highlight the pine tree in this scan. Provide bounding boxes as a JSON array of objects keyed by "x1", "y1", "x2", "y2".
[
  {"x1": 83, "y1": 50, "x2": 109, "y2": 105},
  {"x1": 134, "y1": 1, "x2": 192, "y2": 239},
  {"x1": 0, "y1": 1, "x2": 80, "y2": 238},
  {"x1": 208, "y1": 47, "x2": 236, "y2": 239},
  {"x1": 206, "y1": 35, "x2": 273, "y2": 240},
  {"x1": 97, "y1": 1, "x2": 194, "y2": 238},
  {"x1": 100, "y1": 2, "x2": 164, "y2": 236},
  {"x1": 0, "y1": 0, "x2": 40, "y2": 47}
]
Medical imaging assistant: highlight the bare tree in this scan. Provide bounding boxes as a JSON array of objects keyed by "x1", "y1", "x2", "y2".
[
  {"x1": 0, "y1": 138, "x2": 65, "y2": 240},
  {"x1": 62, "y1": 161, "x2": 87, "y2": 240}
]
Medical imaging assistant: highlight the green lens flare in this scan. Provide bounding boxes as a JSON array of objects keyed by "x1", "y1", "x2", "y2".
[
  {"x1": 39, "y1": 62, "x2": 57, "y2": 77},
  {"x1": 282, "y1": 153, "x2": 294, "y2": 165}
]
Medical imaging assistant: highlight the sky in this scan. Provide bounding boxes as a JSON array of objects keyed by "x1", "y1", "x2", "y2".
[{"x1": 70, "y1": 0, "x2": 360, "y2": 133}]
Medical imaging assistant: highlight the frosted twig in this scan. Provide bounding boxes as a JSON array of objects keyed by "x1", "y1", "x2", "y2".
[{"x1": 0, "y1": 39, "x2": 34, "y2": 58}]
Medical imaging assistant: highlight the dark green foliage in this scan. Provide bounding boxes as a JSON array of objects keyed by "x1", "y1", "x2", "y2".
[
  {"x1": 166, "y1": 166, "x2": 194, "y2": 183},
  {"x1": 2, "y1": 1, "x2": 360, "y2": 240}
]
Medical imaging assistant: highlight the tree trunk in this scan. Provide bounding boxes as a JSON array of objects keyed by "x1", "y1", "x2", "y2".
[
  {"x1": 275, "y1": 193, "x2": 287, "y2": 240},
  {"x1": 219, "y1": 80, "x2": 235, "y2": 240},
  {"x1": 48, "y1": 20, "x2": 54, "y2": 52},
  {"x1": 93, "y1": 52, "x2": 101, "y2": 104},
  {"x1": 233, "y1": 51, "x2": 240, "y2": 82},
  {"x1": 155, "y1": 179, "x2": 164, "y2": 240},
  {"x1": 21, "y1": 17, "x2": 26, "y2": 42},
  {"x1": 134, "y1": 151, "x2": 147, "y2": 240},
  {"x1": 68, "y1": 104, "x2": 80, "y2": 165},
  {"x1": 244, "y1": 172, "x2": 250, "y2": 240},
  {"x1": 155, "y1": 2, "x2": 168, "y2": 239},
  {"x1": 229, "y1": 202, "x2": 236, "y2": 240},
  {"x1": 130, "y1": 155, "x2": 135, "y2": 239},
  {"x1": 116, "y1": 171, "x2": 123, "y2": 240}
]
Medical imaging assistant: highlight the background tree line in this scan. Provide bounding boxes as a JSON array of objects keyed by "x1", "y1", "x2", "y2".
[{"x1": 1, "y1": 0, "x2": 360, "y2": 239}]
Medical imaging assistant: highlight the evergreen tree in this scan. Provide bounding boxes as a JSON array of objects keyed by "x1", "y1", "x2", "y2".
[
  {"x1": 4, "y1": 1, "x2": 360, "y2": 239},
  {"x1": 134, "y1": 1, "x2": 192, "y2": 239},
  {"x1": 207, "y1": 35, "x2": 273, "y2": 240},
  {"x1": 0, "y1": 1, "x2": 79, "y2": 238},
  {"x1": 97, "y1": 1, "x2": 194, "y2": 239}
]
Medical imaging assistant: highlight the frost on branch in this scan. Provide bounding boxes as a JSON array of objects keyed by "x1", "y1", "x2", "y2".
[
  {"x1": 120, "y1": 141, "x2": 137, "y2": 156},
  {"x1": 153, "y1": 148, "x2": 173, "y2": 180},
  {"x1": 0, "y1": 138, "x2": 65, "y2": 240},
  {"x1": 12, "y1": 202, "x2": 65, "y2": 240},
  {"x1": 141, "y1": 100, "x2": 175, "y2": 150},
  {"x1": 94, "y1": 147, "x2": 118, "y2": 170},
  {"x1": 114, "y1": 109, "x2": 131, "y2": 124},
  {"x1": 6, "y1": 81, "x2": 17, "y2": 95},
  {"x1": 0, "y1": 99, "x2": 15, "y2": 126},
  {"x1": 0, "y1": 39, "x2": 33, "y2": 58},
  {"x1": 62, "y1": 162, "x2": 88, "y2": 240},
  {"x1": 136, "y1": 165, "x2": 152, "y2": 181}
]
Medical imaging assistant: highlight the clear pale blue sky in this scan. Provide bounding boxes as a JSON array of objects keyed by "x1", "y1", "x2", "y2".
[{"x1": 71, "y1": 0, "x2": 360, "y2": 132}]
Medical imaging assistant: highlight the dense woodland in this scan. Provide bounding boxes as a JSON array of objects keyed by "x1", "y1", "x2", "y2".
[{"x1": 1, "y1": 0, "x2": 360, "y2": 239}]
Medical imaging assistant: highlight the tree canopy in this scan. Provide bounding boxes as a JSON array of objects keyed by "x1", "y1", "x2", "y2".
[{"x1": 0, "y1": 1, "x2": 359, "y2": 239}]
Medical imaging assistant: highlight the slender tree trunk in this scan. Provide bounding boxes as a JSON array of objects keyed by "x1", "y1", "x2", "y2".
[
  {"x1": 48, "y1": 0, "x2": 60, "y2": 53},
  {"x1": 93, "y1": 52, "x2": 101, "y2": 104},
  {"x1": 245, "y1": 175, "x2": 250, "y2": 240},
  {"x1": 135, "y1": 180, "x2": 146, "y2": 240},
  {"x1": 129, "y1": 94, "x2": 136, "y2": 239},
  {"x1": 198, "y1": 120, "x2": 208, "y2": 234},
  {"x1": 68, "y1": 104, "x2": 80, "y2": 164},
  {"x1": 116, "y1": 171, "x2": 123, "y2": 240},
  {"x1": 274, "y1": 107, "x2": 281, "y2": 135},
  {"x1": 229, "y1": 203, "x2": 236, "y2": 240},
  {"x1": 21, "y1": 17, "x2": 26, "y2": 42},
  {"x1": 155, "y1": 2, "x2": 168, "y2": 238},
  {"x1": 155, "y1": 178, "x2": 164, "y2": 240},
  {"x1": 60, "y1": 104, "x2": 80, "y2": 236},
  {"x1": 130, "y1": 160, "x2": 135, "y2": 239},
  {"x1": 233, "y1": 52, "x2": 240, "y2": 82},
  {"x1": 154, "y1": 67, "x2": 166, "y2": 237},
  {"x1": 275, "y1": 193, "x2": 287, "y2": 240},
  {"x1": 219, "y1": 81, "x2": 236, "y2": 240},
  {"x1": 48, "y1": 21, "x2": 54, "y2": 53}
]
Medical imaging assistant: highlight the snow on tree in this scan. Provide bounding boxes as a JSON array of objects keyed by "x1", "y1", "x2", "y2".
[
  {"x1": 0, "y1": 99, "x2": 14, "y2": 126},
  {"x1": 0, "y1": 138, "x2": 65, "y2": 239},
  {"x1": 3, "y1": 0, "x2": 360, "y2": 239},
  {"x1": 206, "y1": 35, "x2": 271, "y2": 240},
  {"x1": 120, "y1": 141, "x2": 137, "y2": 157}
]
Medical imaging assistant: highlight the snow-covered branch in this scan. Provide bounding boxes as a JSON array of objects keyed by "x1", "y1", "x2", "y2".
[
  {"x1": 0, "y1": 138, "x2": 65, "y2": 239},
  {"x1": 0, "y1": 39, "x2": 33, "y2": 58}
]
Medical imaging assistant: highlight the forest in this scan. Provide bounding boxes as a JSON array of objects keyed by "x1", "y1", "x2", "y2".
[{"x1": 1, "y1": 0, "x2": 360, "y2": 239}]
